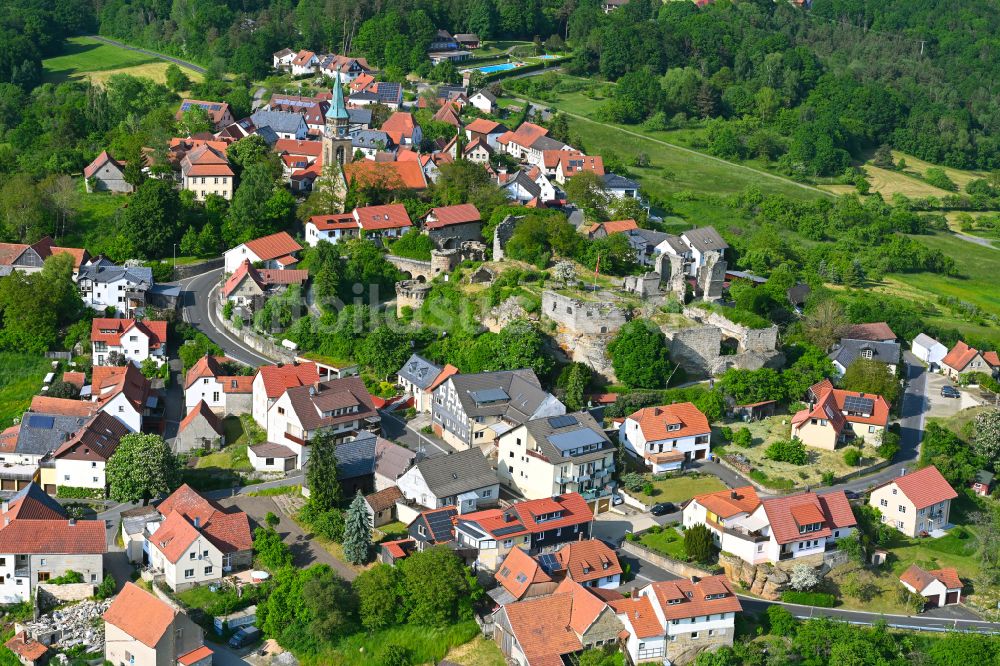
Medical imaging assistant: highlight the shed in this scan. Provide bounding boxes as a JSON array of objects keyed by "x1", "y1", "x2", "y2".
[
  {"x1": 732, "y1": 400, "x2": 776, "y2": 422},
  {"x1": 911, "y1": 333, "x2": 948, "y2": 368}
]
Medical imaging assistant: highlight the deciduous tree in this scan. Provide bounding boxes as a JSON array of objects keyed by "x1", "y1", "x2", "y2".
[
  {"x1": 106, "y1": 433, "x2": 180, "y2": 504},
  {"x1": 607, "y1": 320, "x2": 672, "y2": 389}
]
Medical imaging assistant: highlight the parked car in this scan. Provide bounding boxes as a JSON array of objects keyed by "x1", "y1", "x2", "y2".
[
  {"x1": 941, "y1": 385, "x2": 961, "y2": 399},
  {"x1": 612, "y1": 493, "x2": 624, "y2": 506},
  {"x1": 844, "y1": 490, "x2": 860, "y2": 500},
  {"x1": 650, "y1": 502, "x2": 676, "y2": 516},
  {"x1": 229, "y1": 627, "x2": 261, "y2": 649}
]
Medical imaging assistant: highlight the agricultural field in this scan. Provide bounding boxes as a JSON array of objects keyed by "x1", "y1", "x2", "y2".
[
  {"x1": 0, "y1": 353, "x2": 52, "y2": 428},
  {"x1": 42, "y1": 36, "x2": 202, "y2": 88}
]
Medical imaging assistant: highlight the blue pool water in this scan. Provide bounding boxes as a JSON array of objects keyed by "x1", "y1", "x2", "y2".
[
  {"x1": 478, "y1": 62, "x2": 521, "y2": 73},
  {"x1": 538, "y1": 54, "x2": 559, "y2": 59}
]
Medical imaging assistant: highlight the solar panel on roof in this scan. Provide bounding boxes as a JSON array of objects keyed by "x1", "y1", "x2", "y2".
[
  {"x1": 426, "y1": 511, "x2": 455, "y2": 539},
  {"x1": 536, "y1": 553, "x2": 560, "y2": 575},
  {"x1": 843, "y1": 396, "x2": 874, "y2": 413},
  {"x1": 548, "y1": 428, "x2": 606, "y2": 452},
  {"x1": 471, "y1": 388, "x2": 509, "y2": 403},
  {"x1": 492, "y1": 524, "x2": 524, "y2": 537},
  {"x1": 26, "y1": 414, "x2": 55, "y2": 429},
  {"x1": 547, "y1": 415, "x2": 578, "y2": 429}
]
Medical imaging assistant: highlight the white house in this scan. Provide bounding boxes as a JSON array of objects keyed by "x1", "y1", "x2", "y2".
[
  {"x1": 90, "y1": 318, "x2": 167, "y2": 367},
  {"x1": 868, "y1": 465, "x2": 957, "y2": 538},
  {"x1": 602, "y1": 173, "x2": 641, "y2": 199},
  {"x1": 290, "y1": 49, "x2": 319, "y2": 76},
  {"x1": 465, "y1": 118, "x2": 509, "y2": 150},
  {"x1": 469, "y1": 89, "x2": 496, "y2": 113},
  {"x1": 273, "y1": 48, "x2": 295, "y2": 70},
  {"x1": 396, "y1": 447, "x2": 499, "y2": 512},
  {"x1": 682, "y1": 486, "x2": 857, "y2": 565},
  {"x1": 396, "y1": 353, "x2": 458, "y2": 413},
  {"x1": 77, "y1": 261, "x2": 153, "y2": 318},
  {"x1": 911, "y1": 333, "x2": 948, "y2": 368},
  {"x1": 612, "y1": 576, "x2": 741, "y2": 665},
  {"x1": 183, "y1": 355, "x2": 253, "y2": 415},
  {"x1": 90, "y1": 364, "x2": 156, "y2": 433},
  {"x1": 899, "y1": 565, "x2": 963, "y2": 608},
  {"x1": 223, "y1": 231, "x2": 302, "y2": 273},
  {"x1": 52, "y1": 411, "x2": 131, "y2": 493},
  {"x1": 619, "y1": 402, "x2": 711, "y2": 473},
  {"x1": 251, "y1": 362, "x2": 320, "y2": 428}
]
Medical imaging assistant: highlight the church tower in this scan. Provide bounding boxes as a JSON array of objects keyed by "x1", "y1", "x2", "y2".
[{"x1": 322, "y1": 72, "x2": 352, "y2": 168}]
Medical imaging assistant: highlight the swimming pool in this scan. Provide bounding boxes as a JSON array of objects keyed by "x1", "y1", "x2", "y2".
[
  {"x1": 476, "y1": 62, "x2": 523, "y2": 74},
  {"x1": 538, "y1": 54, "x2": 559, "y2": 59}
]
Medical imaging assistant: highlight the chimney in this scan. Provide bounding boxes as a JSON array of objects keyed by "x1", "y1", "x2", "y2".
[
  {"x1": 68, "y1": 518, "x2": 76, "y2": 526},
  {"x1": 690, "y1": 575, "x2": 699, "y2": 584},
  {"x1": 194, "y1": 517, "x2": 201, "y2": 528},
  {"x1": 730, "y1": 490, "x2": 738, "y2": 500},
  {"x1": 631, "y1": 586, "x2": 640, "y2": 598}
]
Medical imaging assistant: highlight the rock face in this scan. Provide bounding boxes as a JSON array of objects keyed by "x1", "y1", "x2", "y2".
[{"x1": 718, "y1": 552, "x2": 794, "y2": 601}]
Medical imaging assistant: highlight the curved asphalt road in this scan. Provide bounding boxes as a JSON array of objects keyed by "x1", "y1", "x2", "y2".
[{"x1": 85, "y1": 35, "x2": 207, "y2": 74}]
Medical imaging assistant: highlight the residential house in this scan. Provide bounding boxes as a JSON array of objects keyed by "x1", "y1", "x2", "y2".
[
  {"x1": 683, "y1": 486, "x2": 856, "y2": 564},
  {"x1": 941, "y1": 340, "x2": 1000, "y2": 379},
  {"x1": 250, "y1": 109, "x2": 309, "y2": 140},
  {"x1": 290, "y1": 49, "x2": 319, "y2": 76},
  {"x1": 51, "y1": 411, "x2": 130, "y2": 493},
  {"x1": 9, "y1": 410, "x2": 94, "y2": 493},
  {"x1": 175, "y1": 100, "x2": 235, "y2": 130},
  {"x1": 900, "y1": 565, "x2": 963, "y2": 608},
  {"x1": 868, "y1": 465, "x2": 957, "y2": 537},
  {"x1": 104, "y1": 583, "x2": 212, "y2": 666},
  {"x1": 428, "y1": 49, "x2": 471, "y2": 64},
  {"x1": 454, "y1": 33, "x2": 481, "y2": 48},
  {"x1": 0, "y1": 484, "x2": 106, "y2": 603},
  {"x1": 429, "y1": 30, "x2": 459, "y2": 51},
  {"x1": 408, "y1": 506, "x2": 459, "y2": 549},
  {"x1": 499, "y1": 169, "x2": 553, "y2": 206},
  {"x1": 431, "y1": 369, "x2": 566, "y2": 451},
  {"x1": 828, "y1": 338, "x2": 901, "y2": 377},
  {"x1": 612, "y1": 576, "x2": 742, "y2": 665},
  {"x1": 348, "y1": 80, "x2": 403, "y2": 110},
  {"x1": 352, "y1": 129, "x2": 396, "y2": 160},
  {"x1": 343, "y1": 160, "x2": 428, "y2": 192},
  {"x1": 602, "y1": 173, "x2": 641, "y2": 199},
  {"x1": 556, "y1": 539, "x2": 623, "y2": 589},
  {"x1": 453, "y1": 492, "x2": 593, "y2": 571},
  {"x1": 493, "y1": 578, "x2": 623, "y2": 665},
  {"x1": 5, "y1": 631, "x2": 48, "y2": 666},
  {"x1": 77, "y1": 261, "x2": 153, "y2": 318},
  {"x1": 423, "y1": 204, "x2": 483, "y2": 248},
  {"x1": 273, "y1": 48, "x2": 295, "y2": 70},
  {"x1": 0, "y1": 237, "x2": 89, "y2": 277},
  {"x1": 497, "y1": 412, "x2": 616, "y2": 510},
  {"x1": 90, "y1": 364, "x2": 159, "y2": 432},
  {"x1": 396, "y1": 354, "x2": 459, "y2": 413},
  {"x1": 554, "y1": 154, "x2": 605, "y2": 185},
  {"x1": 174, "y1": 401, "x2": 225, "y2": 453},
  {"x1": 972, "y1": 470, "x2": 994, "y2": 497},
  {"x1": 791, "y1": 379, "x2": 889, "y2": 450},
  {"x1": 180, "y1": 144, "x2": 235, "y2": 201},
  {"x1": 216, "y1": 117, "x2": 279, "y2": 145},
  {"x1": 250, "y1": 362, "x2": 320, "y2": 428},
  {"x1": 469, "y1": 89, "x2": 496, "y2": 113},
  {"x1": 305, "y1": 213, "x2": 361, "y2": 246},
  {"x1": 379, "y1": 538, "x2": 417, "y2": 564},
  {"x1": 381, "y1": 112, "x2": 422, "y2": 146},
  {"x1": 586, "y1": 219, "x2": 638, "y2": 239},
  {"x1": 319, "y1": 54, "x2": 372, "y2": 82},
  {"x1": 432, "y1": 102, "x2": 462, "y2": 127},
  {"x1": 365, "y1": 486, "x2": 404, "y2": 527},
  {"x1": 844, "y1": 322, "x2": 896, "y2": 343},
  {"x1": 224, "y1": 231, "x2": 302, "y2": 273},
  {"x1": 462, "y1": 137, "x2": 493, "y2": 164},
  {"x1": 374, "y1": 437, "x2": 416, "y2": 491},
  {"x1": 619, "y1": 402, "x2": 712, "y2": 473},
  {"x1": 91, "y1": 318, "x2": 167, "y2": 367},
  {"x1": 220, "y1": 259, "x2": 308, "y2": 312},
  {"x1": 397, "y1": 447, "x2": 498, "y2": 514},
  {"x1": 354, "y1": 203, "x2": 414, "y2": 240},
  {"x1": 623, "y1": 228, "x2": 671, "y2": 266},
  {"x1": 494, "y1": 538, "x2": 621, "y2": 603},
  {"x1": 524, "y1": 136, "x2": 570, "y2": 169},
  {"x1": 465, "y1": 118, "x2": 508, "y2": 149},
  {"x1": 498, "y1": 122, "x2": 550, "y2": 160},
  {"x1": 492, "y1": 546, "x2": 560, "y2": 604},
  {"x1": 264, "y1": 376, "x2": 379, "y2": 466},
  {"x1": 274, "y1": 138, "x2": 322, "y2": 167},
  {"x1": 183, "y1": 355, "x2": 253, "y2": 416},
  {"x1": 83, "y1": 150, "x2": 132, "y2": 193},
  {"x1": 654, "y1": 226, "x2": 729, "y2": 276},
  {"x1": 911, "y1": 333, "x2": 948, "y2": 369},
  {"x1": 143, "y1": 484, "x2": 253, "y2": 588}
]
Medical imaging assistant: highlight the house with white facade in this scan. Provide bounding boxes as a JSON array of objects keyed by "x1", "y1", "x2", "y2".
[
  {"x1": 251, "y1": 362, "x2": 320, "y2": 428},
  {"x1": 104, "y1": 583, "x2": 213, "y2": 666},
  {"x1": 184, "y1": 355, "x2": 253, "y2": 415},
  {"x1": 89, "y1": 364, "x2": 159, "y2": 433},
  {"x1": 0, "y1": 484, "x2": 106, "y2": 604},
  {"x1": 264, "y1": 376, "x2": 378, "y2": 467},
  {"x1": 654, "y1": 226, "x2": 728, "y2": 277},
  {"x1": 431, "y1": 369, "x2": 565, "y2": 450},
  {"x1": 91, "y1": 318, "x2": 167, "y2": 367},
  {"x1": 899, "y1": 565, "x2": 963, "y2": 608},
  {"x1": 273, "y1": 48, "x2": 296, "y2": 70},
  {"x1": 497, "y1": 412, "x2": 616, "y2": 511},
  {"x1": 469, "y1": 89, "x2": 496, "y2": 114},
  {"x1": 682, "y1": 486, "x2": 857, "y2": 565},
  {"x1": 828, "y1": 338, "x2": 901, "y2": 377},
  {"x1": 465, "y1": 118, "x2": 509, "y2": 150},
  {"x1": 619, "y1": 402, "x2": 711, "y2": 472},
  {"x1": 868, "y1": 465, "x2": 957, "y2": 538},
  {"x1": 497, "y1": 122, "x2": 550, "y2": 160},
  {"x1": 940, "y1": 340, "x2": 1000, "y2": 380},
  {"x1": 612, "y1": 576, "x2": 742, "y2": 665},
  {"x1": 51, "y1": 411, "x2": 131, "y2": 494},
  {"x1": 397, "y1": 446, "x2": 498, "y2": 513},
  {"x1": 223, "y1": 231, "x2": 302, "y2": 273},
  {"x1": 180, "y1": 144, "x2": 235, "y2": 202},
  {"x1": 290, "y1": 49, "x2": 319, "y2": 76},
  {"x1": 911, "y1": 333, "x2": 948, "y2": 369},
  {"x1": 396, "y1": 354, "x2": 458, "y2": 413},
  {"x1": 492, "y1": 538, "x2": 622, "y2": 606},
  {"x1": 77, "y1": 261, "x2": 153, "y2": 318}
]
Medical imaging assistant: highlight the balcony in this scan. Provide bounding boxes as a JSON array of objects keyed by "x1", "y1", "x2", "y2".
[
  {"x1": 580, "y1": 487, "x2": 614, "y2": 501},
  {"x1": 14, "y1": 567, "x2": 29, "y2": 579}
]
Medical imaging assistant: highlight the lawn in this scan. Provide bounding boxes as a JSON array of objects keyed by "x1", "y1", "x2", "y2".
[
  {"x1": 195, "y1": 443, "x2": 249, "y2": 470},
  {"x1": 58, "y1": 180, "x2": 128, "y2": 257},
  {"x1": 825, "y1": 561, "x2": 917, "y2": 615},
  {"x1": 442, "y1": 636, "x2": 507, "y2": 666},
  {"x1": 643, "y1": 474, "x2": 726, "y2": 503},
  {"x1": 83, "y1": 61, "x2": 203, "y2": 88},
  {"x1": 304, "y1": 621, "x2": 481, "y2": 666},
  {"x1": 0, "y1": 353, "x2": 52, "y2": 428},
  {"x1": 637, "y1": 525, "x2": 688, "y2": 560},
  {"x1": 374, "y1": 521, "x2": 409, "y2": 543},
  {"x1": 43, "y1": 37, "x2": 158, "y2": 84}
]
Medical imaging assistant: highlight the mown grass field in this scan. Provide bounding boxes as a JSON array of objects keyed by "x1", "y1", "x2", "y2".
[
  {"x1": 303, "y1": 620, "x2": 481, "y2": 666},
  {"x1": 84, "y1": 61, "x2": 203, "y2": 88},
  {"x1": 0, "y1": 353, "x2": 51, "y2": 428},
  {"x1": 42, "y1": 36, "x2": 203, "y2": 88}
]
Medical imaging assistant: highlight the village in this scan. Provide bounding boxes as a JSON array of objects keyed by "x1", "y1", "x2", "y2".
[{"x1": 1, "y1": 8, "x2": 1000, "y2": 666}]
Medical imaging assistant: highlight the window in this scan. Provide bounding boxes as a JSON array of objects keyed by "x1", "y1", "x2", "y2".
[
  {"x1": 892, "y1": 488, "x2": 897, "y2": 495},
  {"x1": 213, "y1": 392, "x2": 220, "y2": 402},
  {"x1": 896, "y1": 520, "x2": 904, "y2": 529},
  {"x1": 418, "y1": 525, "x2": 426, "y2": 536},
  {"x1": 91, "y1": 574, "x2": 97, "y2": 582},
  {"x1": 205, "y1": 566, "x2": 213, "y2": 575},
  {"x1": 93, "y1": 477, "x2": 99, "y2": 483},
  {"x1": 898, "y1": 505, "x2": 906, "y2": 513},
  {"x1": 190, "y1": 552, "x2": 196, "y2": 560},
  {"x1": 37, "y1": 572, "x2": 49, "y2": 582},
  {"x1": 278, "y1": 407, "x2": 285, "y2": 415},
  {"x1": 185, "y1": 569, "x2": 195, "y2": 578},
  {"x1": 691, "y1": 632, "x2": 699, "y2": 639},
  {"x1": 482, "y1": 489, "x2": 492, "y2": 498},
  {"x1": 861, "y1": 349, "x2": 873, "y2": 360},
  {"x1": 64, "y1": 475, "x2": 70, "y2": 481},
  {"x1": 203, "y1": 550, "x2": 209, "y2": 558},
  {"x1": 880, "y1": 498, "x2": 888, "y2": 507}
]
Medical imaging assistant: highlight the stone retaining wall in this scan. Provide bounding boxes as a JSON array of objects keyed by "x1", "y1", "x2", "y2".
[
  {"x1": 173, "y1": 257, "x2": 224, "y2": 281},
  {"x1": 619, "y1": 539, "x2": 715, "y2": 580},
  {"x1": 214, "y1": 295, "x2": 293, "y2": 364}
]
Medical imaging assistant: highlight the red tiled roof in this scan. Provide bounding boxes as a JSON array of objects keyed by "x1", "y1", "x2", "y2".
[
  {"x1": 610, "y1": 595, "x2": 662, "y2": 638},
  {"x1": 464, "y1": 493, "x2": 592, "y2": 540},
  {"x1": 243, "y1": 231, "x2": 302, "y2": 262},
  {"x1": 84, "y1": 150, "x2": 119, "y2": 178},
  {"x1": 179, "y1": 400, "x2": 224, "y2": 437},
  {"x1": 466, "y1": 118, "x2": 504, "y2": 135},
  {"x1": 103, "y1": 583, "x2": 178, "y2": 648},
  {"x1": 984, "y1": 351, "x2": 1000, "y2": 367},
  {"x1": 694, "y1": 485, "x2": 761, "y2": 519},
  {"x1": 53, "y1": 411, "x2": 130, "y2": 462},
  {"x1": 62, "y1": 371, "x2": 86, "y2": 388},
  {"x1": 5, "y1": 631, "x2": 47, "y2": 661},
  {"x1": 432, "y1": 103, "x2": 461, "y2": 127},
  {"x1": 761, "y1": 490, "x2": 856, "y2": 545},
  {"x1": 589, "y1": 219, "x2": 638, "y2": 236},
  {"x1": 255, "y1": 363, "x2": 321, "y2": 398},
  {"x1": 365, "y1": 486, "x2": 403, "y2": 513},
  {"x1": 156, "y1": 484, "x2": 253, "y2": 555},
  {"x1": 941, "y1": 340, "x2": 984, "y2": 372},
  {"x1": 930, "y1": 568, "x2": 962, "y2": 590},
  {"x1": 381, "y1": 112, "x2": 418, "y2": 143},
  {"x1": 844, "y1": 322, "x2": 896, "y2": 342},
  {"x1": 425, "y1": 203, "x2": 481, "y2": 229},
  {"x1": 353, "y1": 204, "x2": 413, "y2": 231},
  {"x1": 627, "y1": 402, "x2": 710, "y2": 442},
  {"x1": 427, "y1": 364, "x2": 459, "y2": 392},
  {"x1": 887, "y1": 465, "x2": 958, "y2": 510},
  {"x1": 0, "y1": 515, "x2": 106, "y2": 554},
  {"x1": 506, "y1": 122, "x2": 548, "y2": 148},
  {"x1": 291, "y1": 50, "x2": 316, "y2": 67},
  {"x1": 496, "y1": 546, "x2": 553, "y2": 599},
  {"x1": 274, "y1": 139, "x2": 323, "y2": 157},
  {"x1": 795, "y1": 381, "x2": 889, "y2": 431},
  {"x1": 344, "y1": 160, "x2": 427, "y2": 190},
  {"x1": 91, "y1": 364, "x2": 153, "y2": 412},
  {"x1": 556, "y1": 539, "x2": 622, "y2": 584},
  {"x1": 90, "y1": 318, "x2": 167, "y2": 349},
  {"x1": 184, "y1": 355, "x2": 225, "y2": 389},
  {"x1": 29, "y1": 396, "x2": 98, "y2": 418},
  {"x1": 647, "y1": 575, "x2": 742, "y2": 620},
  {"x1": 543, "y1": 149, "x2": 580, "y2": 169},
  {"x1": 178, "y1": 645, "x2": 214, "y2": 665},
  {"x1": 559, "y1": 153, "x2": 605, "y2": 178},
  {"x1": 309, "y1": 213, "x2": 357, "y2": 231},
  {"x1": 502, "y1": 592, "x2": 582, "y2": 662},
  {"x1": 900, "y1": 564, "x2": 943, "y2": 593}
]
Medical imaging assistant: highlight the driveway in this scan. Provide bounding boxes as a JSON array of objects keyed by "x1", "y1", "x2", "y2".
[
  {"x1": 925, "y1": 371, "x2": 982, "y2": 417},
  {"x1": 217, "y1": 495, "x2": 357, "y2": 580},
  {"x1": 592, "y1": 510, "x2": 657, "y2": 545},
  {"x1": 379, "y1": 409, "x2": 454, "y2": 457}
]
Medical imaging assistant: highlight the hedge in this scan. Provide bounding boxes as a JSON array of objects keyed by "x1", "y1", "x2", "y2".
[
  {"x1": 56, "y1": 486, "x2": 105, "y2": 499},
  {"x1": 483, "y1": 57, "x2": 567, "y2": 82},
  {"x1": 780, "y1": 591, "x2": 836, "y2": 607}
]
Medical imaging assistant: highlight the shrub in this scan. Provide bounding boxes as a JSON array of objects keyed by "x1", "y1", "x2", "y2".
[
  {"x1": 821, "y1": 471, "x2": 835, "y2": 485},
  {"x1": 766, "y1": 605, "x2": 798, "y2": 636},
  {"x1": 94, "y1": 575, "x2": 117, "y2": 599},
  {"x1": 49, "y1": 570, "x2": 84, "y2": 585},
  {"x1": 764, "y1": 439, "x2": 807, "y2": 465},
  {"x1": 642, "y1": 482, "x2": 655, "y2": 496},
  {"x1": 621, "y1": 472, "x2": 645, "y2": 492},
  {"x1": 788, "y1": 564, "x2": 820, "y2": 591},
  {"x1": 56, "y1": 486, "x2": 105, "y2": 499},
  {"x1": 733, "y1": 428, "x2": 753, "y2": 448},
  {"x1": 924, "y1": 167, "x2": 958, "y2": 192},
  {"x1": 877, "y1": 430, "x2": 901, "y2": 460},
  {"x1": 843, "y1": 447, "x2": 862, "y2": 466},
  {"x1": 683, "y1": 524, "x2": 716, "y2": 563},
  {"x1": 780, "y1": 591, "x2": 835, "y2": 607},
  {"x1": 719, "y1": 427, "x2": 733, "y2": 442}
]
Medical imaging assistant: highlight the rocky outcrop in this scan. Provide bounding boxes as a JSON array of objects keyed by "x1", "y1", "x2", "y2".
[{"x1": 718, "y1": 552, "x2": 792, "y2": 601}]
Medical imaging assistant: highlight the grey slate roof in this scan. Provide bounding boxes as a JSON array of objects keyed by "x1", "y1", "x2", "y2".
[
  {"x1": 250, "y1": 109, "x2": 307, "y2": 135},
  {"x1": 530, "y1": 136, "x2": 567, "y2": 151},
  {"x1": 78, "y1": 263, "x2": 153, "y2": 287},
  {"x1": 682, "y1": 226, "x2": 728, "y2": 253},
  {"x1": 348, "y1": 107, "x2": 372, "y2": 126},
  {"x1": 414, "y1": 447, "x2": 498, "y2": 498},
  {"x1": 397, "y1": 353, "x2": 443, "y2": 390},
  {"x1": 912, "y1": 333, "x2": 942, "y2": 350},
  {"x1": 15, "y1": 412, "x2": 89, "y2": 456},
  {"x1": 446, "y1": 369, "x2": 554, "y2": 422},
  {"x1": 352, "y1": 130, "x2": 394, "y2": 150},
  {"x1": 602, "y1": 173, "x2": 639, "y2": 190},
  {"x1": 522, "y1": 412, "x2": 611, "y2": 463},
  {"x1": 627, "y1": 228, "x2": 669, "y2": 247},
  {"x1": 335, "y1": 431, "x2": 378, "y2": 480},
  {"x1": 829, "y1": 339, "x2": 901, "y2": 369},
  {"x1": 474, "y1": 89, "x2": 497, "y2": 103},
  {"x1": 658, "y1": 235, "x2": 689, "y2": 255},
  {"x1": 506, "y1": 171, "x2": 541, "y2": 199},
  {"x1": 375, "y1": 437, "x2": 416, "y2": 483}
]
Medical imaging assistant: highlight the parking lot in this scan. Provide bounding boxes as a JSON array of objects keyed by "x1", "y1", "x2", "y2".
[{"x1": 924, "y1": 371, "x2": 983, "y2": 418}]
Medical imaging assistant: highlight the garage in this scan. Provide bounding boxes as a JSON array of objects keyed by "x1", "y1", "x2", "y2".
[{"x1": 945, "y1": 591, "x2": 960, "y2": 605}]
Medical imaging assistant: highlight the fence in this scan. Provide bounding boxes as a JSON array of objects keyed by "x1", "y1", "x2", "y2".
[{"x1": 44, "y1": 351, "x2": 72, "y2": 361}]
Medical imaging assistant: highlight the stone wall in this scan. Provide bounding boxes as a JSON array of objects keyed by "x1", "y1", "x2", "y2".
[
  {"x1": 214, "y1": 295, "x2": 295, "y2": 364},
  {"x1": 669, "y1": 630, "x2": 732, "y2": 666},
  {"x1": 428, "y1": 222, "x2": 482, "y2": 249},
  {"x1": 664, "y1": 326, "x2": 722, "y2": 376},
  {"x1": 386, "y1": 254, "x2": 434, "y2": 281},
  {"x1": 37, "y1": 583, "x2": 96, "y2": 610},
  {"x1": 173, "y1": 257, "x2": 224, "y2": 281},
  {"x1": 492, "y1": 215, "x2": 523, "y2": 260},
  {"x1": 619, "y1": 539, "x2": 715, "y2": 580},
  {"x1": 541, "y1": 290, "x2": 631, "y2": 336},
  {"x1": 684, "y1": 306, "x2": 779, "y2": 353},
  {"x1": 395, "y1": 280, "x2": 432, "y2": 317},
  {"x1": 718, "y1": 553, "x2": 790, "y2": 601}
]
